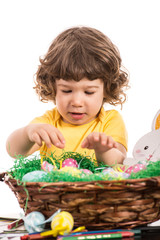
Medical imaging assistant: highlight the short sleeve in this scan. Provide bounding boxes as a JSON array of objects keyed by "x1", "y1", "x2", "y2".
[
  {"x1": 102, "y1": 110, "x2": 128, "y2": 151},
  {"x1": 29, "y1": 108, "x2": 60, "y2": 126}
]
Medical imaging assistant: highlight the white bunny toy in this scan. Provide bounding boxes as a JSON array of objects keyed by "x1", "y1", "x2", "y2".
[{"x1": 123, "y1": 109, "x2": 160, "y2": 168}]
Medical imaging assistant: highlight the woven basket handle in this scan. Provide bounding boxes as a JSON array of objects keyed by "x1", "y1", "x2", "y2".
[
  {"x1": 0, "y1": 172, "x2": 6, "y2": 182},
  {"x1": 146, "y1": 177, "x2": 160, "y2": 187},
  {"x1": 154, "y1": 177, "x2": 160, "y2": 186}
]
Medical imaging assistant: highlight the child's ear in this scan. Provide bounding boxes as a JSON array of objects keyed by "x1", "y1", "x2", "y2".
[{"x1": 152, "y1": 109, "x2": 160, "y2": 130}]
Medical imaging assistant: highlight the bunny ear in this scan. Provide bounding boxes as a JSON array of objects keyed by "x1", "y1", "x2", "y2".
[{"x1": 152, "y1": 109, "x2": 160, "y2": 130}]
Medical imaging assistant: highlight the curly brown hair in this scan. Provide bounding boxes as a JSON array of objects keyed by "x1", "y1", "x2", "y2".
[{"x1": 34, "y1": 26, "x2": 129, "y2": 106}]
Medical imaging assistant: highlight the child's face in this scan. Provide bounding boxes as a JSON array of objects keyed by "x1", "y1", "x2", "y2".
[{"x1": 55, "y1": 78, "x2": 104, "y2": 125}]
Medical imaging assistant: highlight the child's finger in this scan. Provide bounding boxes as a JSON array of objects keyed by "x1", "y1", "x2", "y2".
[
  {"x1": 38, "y1": 129, "x2": 52, "y2": 148},
  {"x1": 49, "y1": 133, "x2": 61, "y2": 148},
  {"x1": 92, "y1": 132, "x2": 100, "y2": 142},
  {"x1": 99, "y1": 133, "x2": 107, "y2": 145},
  {"x1": 113, "y1": 141, "x2": 118, "y2": 148},
  {"x1": 81, "y1": 138, "x2": 90, "y2": 148},
  {"x1": 82, "y1": 133, "x2": 100, "y2": 149},
  {"x1": 50, "y1": 129, "x2": 65, "y2": 148},
  {"x1": 31, "y1": 132, "x2": 43, "y2": 147},
  {"x1": 56, "y1": 130, "x2": 65, "y2": 146},
  {"x1": 48, "y1": 130, "x2": 64, "y2": 149},
  {"x1": 107, "y1": 136, "x2": 115, "y2": 148}
]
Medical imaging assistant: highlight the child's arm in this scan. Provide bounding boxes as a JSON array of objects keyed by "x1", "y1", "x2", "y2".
[
  {"x1": 6, "y1": 123, "x2": 65, "y2": 158},
  {"x1": 81, "y1": 132, "x2": 126, "y2": 165}
]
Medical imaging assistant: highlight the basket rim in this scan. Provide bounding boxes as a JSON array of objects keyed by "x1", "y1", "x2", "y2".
[{"x1": 2, "y1": 172, "x2": 160, "y2": 188}]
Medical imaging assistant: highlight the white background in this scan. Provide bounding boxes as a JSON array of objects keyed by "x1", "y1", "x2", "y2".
[{"x1": 0, "y1": 0, "x2": 160, "y2": 217}]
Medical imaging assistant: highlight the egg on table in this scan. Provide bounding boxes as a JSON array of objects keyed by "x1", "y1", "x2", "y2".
[
  {"x1": 24, "y1": 211, "x2": 46, "y2": 233},
  {"x1": 51, "y1": 211, "x2": 74, "y2": 237}
]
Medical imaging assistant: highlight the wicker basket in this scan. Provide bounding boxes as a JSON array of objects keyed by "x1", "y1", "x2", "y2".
[{"x1": 1, "y1": 172, "x2": 160, "y2": 229}]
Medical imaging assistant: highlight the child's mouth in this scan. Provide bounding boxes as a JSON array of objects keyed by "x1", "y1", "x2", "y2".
[{"x1": 70, "y1": 112, "x2": 85, "y2": 120}]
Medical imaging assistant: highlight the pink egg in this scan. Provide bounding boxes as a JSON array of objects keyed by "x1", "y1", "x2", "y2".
[
  {"x1": 41, "y1": 161, "x2": 54, "y2": 172},
  {"x1": 125, "y1": 166, "x2": 134, "y2": 174},
  {"x1": 80, "y1": 169, "x2": 93, "y2": 175},
  {"x1": 125, "y1": 164, "x2": 146, "y2": 174},
  {"x1": 62, "y1": 158, "x2": 78, "y2": 168},
  {"x1": 133, "y1": 164, "x2": 146, "y2": 173}
]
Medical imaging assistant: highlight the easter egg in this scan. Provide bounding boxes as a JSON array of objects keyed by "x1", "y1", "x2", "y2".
[
  {"x1": 62, "y1": 158, "x2": 78, "y2": 168},
  {"x1": 51, "y1": 211, "x2": 74, "y2": 237},
  {"x1": 125, "y1": 166, "x2": 133, "y2": 174},
  {"x1": 24, "y1": 211, "x2": 45, "y2": 233},
  {"x1": 41, "y1": 161, "x2": 54, "y2": 172},
  {"x1": 60, "y1": 166, "x2": 81, "y2": 176},
  {"x1": 125, "y1": 164, "x2": 146, "y2": 174},
  {"x1": 22, "y1": 170, "x2": 48, "y2": 182},
  {"x1": 102, "y1": 168, "x2": 129, "y2": 180},
  {"x1": 102, "y1": 167, "x2": 114, "y2": 174},
  {"x1": 80, "y1": 169, "x2": 93, "y2": 175}
]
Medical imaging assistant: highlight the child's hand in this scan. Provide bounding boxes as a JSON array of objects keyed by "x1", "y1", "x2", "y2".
[
  {"x1": 81, "y1": 132, "x2": 117, "y2": 153},
  {"x1": 26, "y1": 123, "x2": 65, "y2": 149}
]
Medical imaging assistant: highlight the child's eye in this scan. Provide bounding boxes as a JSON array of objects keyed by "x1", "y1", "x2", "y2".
[
  {"x1": 85, "y1": 91, "x2": 95, "y2": 95},
  {"x1": 62, "y1": 90, "x2": 72, "y2": 93}
]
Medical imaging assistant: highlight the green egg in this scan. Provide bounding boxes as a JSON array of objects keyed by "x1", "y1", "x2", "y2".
[{"x1": 22, "y1": 170, "x2": 48, "y2": 182}]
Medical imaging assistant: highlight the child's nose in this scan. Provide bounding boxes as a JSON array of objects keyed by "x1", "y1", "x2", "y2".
[{"x1": 71, "y1": 93, "x2": 83, "y2": 106}]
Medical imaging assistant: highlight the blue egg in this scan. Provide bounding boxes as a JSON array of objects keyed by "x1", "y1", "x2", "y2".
[
  {"x1": 24, "y1": 211, "x2": 45, "y2": 233},
  {"x1": 22, "y1": 170, "x2": 48, "y2": 182}
]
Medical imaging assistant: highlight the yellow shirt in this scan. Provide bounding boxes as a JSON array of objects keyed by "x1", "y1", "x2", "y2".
[{"x1": 30, "y1": 107, "x2": 128, "y2": 159}]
